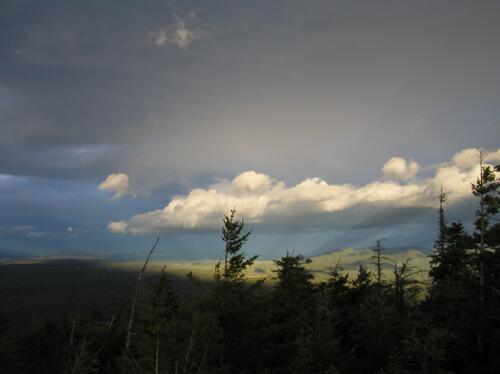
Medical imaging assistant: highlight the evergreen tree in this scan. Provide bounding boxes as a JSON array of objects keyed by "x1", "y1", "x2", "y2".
[
  {"x1": 291, "y1": 292, "x2": 341, "y2": 374},
  {"x1": 471, "y1": 155, "x2": 500, "y2": 360},
  {"x1": 352, "y1": 264, "x2": 373, "y2": 296},
  {"x1": 472, "y1": 156, "x2": 500, "y2": 253},
  {"x1": 273, "y1": 253, "x2": 314, "y2": 301},
  {"x1": 147, "y1": 266, "x2": 179, "y2": 373},
  {"x1": 429, "y1": 188, "x2": 475, "y2": 332},
  {"x1": 430, "y1": 221, "x2": 474, "y2": 284},
  {"x1": 428, "y1": 220, "x2": 476, "y2": 371},
  {"x1": 212, "y1": 209, "x2": 265, "y2": 372},
  {"x1": 150, "y1": 267, "x2": 178, "y2": 322},
  {"x1": 434, "y1": 188, "x2": 448, "y2": 253},
  {"x1": 324, "y1": 262, "x2": 350, "y2": 308},
  {"x1": 217, "y1": 208, "x2": 257, "y2": 283},
  {"x1": 426, "y1": 156, "x2": 500, "y2": 373},
  {"x1": 267, "y1": 253, "x2": 315, "y2": 373}
]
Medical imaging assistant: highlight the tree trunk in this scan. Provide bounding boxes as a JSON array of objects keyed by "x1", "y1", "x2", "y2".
[{"x1": 125, "y1": 236, "x2": 160, "y2": 351}]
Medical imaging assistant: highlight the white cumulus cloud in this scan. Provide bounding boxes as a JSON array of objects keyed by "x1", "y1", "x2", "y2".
[
  {"x1": 231, "y1": 171, "x2": 274, "y2": 193},
  {"x1": 98, "y1": 172, "x2": 131, "y2": 199},
  {"x1": 451, "y1": 148, "x2": 480, "y2": 169},
  {"x1": 108, "y1": 221, "x2": 128, "y2": 234},
  {"x1": 485, "y1": 149, "x2": 500, "y2": 165},
  {"x1": 108, "y1": 148, "x2": 499, "y2": 234},
  {"x1": 382, "y1": 157, "x2": 419, "y2": 180},
  {"x1": 451, "y1": 148, "x2": 500, "y2": 169}
]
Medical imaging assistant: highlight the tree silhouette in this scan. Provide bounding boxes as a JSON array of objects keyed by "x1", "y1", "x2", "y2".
[{"x1": 217, "y1": 208, "x2": 257, "y2": 283}]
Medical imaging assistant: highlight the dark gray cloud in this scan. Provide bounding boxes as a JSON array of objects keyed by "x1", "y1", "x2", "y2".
[{"x1": 2, "y1": 0, "x2": 499, "y2": 184}]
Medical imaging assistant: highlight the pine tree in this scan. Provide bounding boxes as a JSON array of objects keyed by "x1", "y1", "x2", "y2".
[
  {"x1": 426, "y1": 153, "x2": 500, "y2": 373},
  {"x1": 353, "y1": 264, "x2": 373, "y2": 292},
  {"x1": 150, "y1": 266, "x2": 178, "y2": 325},
  {"x1": 429, "y1": 188, "x2": 475, "y2": 337},
  {"x1": 350, "y1": 263, "x2": 399, "y2": 373},
  {"x1": 325, "y1": 261, "x2": 350, "y2": 307},
  {"x1": 218, "y1": 208, "x2": 257, "y2": 283},
  {"x1": 430, "y1": 221, "x2": 474, "y2": 284},
  {"x1": 273, "y1": 253, "x2": 314, "y2": 300},
  {"x1": 291, "y1": 292, "x2": 341, "y2": 374},
  {"x1": 212, "y1": 209, "x2": 264, "y2": 372},
  {"x1": 269, "y1": 253, "x2": 315, "y2": 373},
  {"x1": 471, "y1": 153, "x2": 500, "y2": 357},
  {"x1": 434, "y1": 188, "x2": 447, "y2": 253},
  {"x1": 472, "y1": 153, "x2": 500, "y2": 255}
]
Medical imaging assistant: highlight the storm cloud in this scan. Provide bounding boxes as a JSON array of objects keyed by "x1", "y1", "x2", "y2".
[{"x1": 1, "y1": 1, "x2": 499, "y2": 259}]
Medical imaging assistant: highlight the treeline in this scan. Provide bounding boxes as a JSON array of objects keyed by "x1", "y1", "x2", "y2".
[{"x1": 0, "y1": 161, "x2": 499, "y2": 373}]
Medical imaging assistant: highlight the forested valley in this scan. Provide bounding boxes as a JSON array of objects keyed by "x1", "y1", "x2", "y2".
[{"x1": 0, "y1": 163, "x2": 499, "y2": 374}]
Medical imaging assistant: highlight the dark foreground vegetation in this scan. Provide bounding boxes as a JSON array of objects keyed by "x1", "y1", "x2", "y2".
[{"x1": 1, "y1": 161, "x2": 499, "y2": 373}]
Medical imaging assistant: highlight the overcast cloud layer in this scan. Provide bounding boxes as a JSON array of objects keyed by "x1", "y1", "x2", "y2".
[{"x1": 0, "y1": 1, "x2": 499, "y2": 259}]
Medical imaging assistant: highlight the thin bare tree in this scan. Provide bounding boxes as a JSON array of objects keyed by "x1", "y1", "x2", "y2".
[
  {"x1": 125, "y1": 236, "x2": 160, "y2": 351},
  {"x1": 372, "y1": 239, "x2": 391, "y2": 284}
]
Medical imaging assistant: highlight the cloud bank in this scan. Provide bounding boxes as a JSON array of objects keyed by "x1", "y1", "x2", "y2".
[
  {"x1": 0, "y1": 225, "x2": 44, "y2": 238},
  {"x1": 107, "y1": 148, "x2": 500, "y2": 234}
]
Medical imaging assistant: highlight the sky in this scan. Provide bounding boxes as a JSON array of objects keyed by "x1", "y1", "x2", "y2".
[{"x1": 0, "y1": 0, "x2": 499, "y2": 261}]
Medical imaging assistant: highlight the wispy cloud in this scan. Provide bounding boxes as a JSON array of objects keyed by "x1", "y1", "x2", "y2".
[
  {"x1": 108, "y1": 148, "x2": 500, "y2": 234},
  {"x1": 0, "y1": 224, "x2": 88, "y2": 239},
  {"x1": 66, "y1": 226, "x2": 87, "y2": 238},
  {"x1": 0, "y1": 225, "x2": 44, "y2": 238},
  {"x1": 150, "y1": 13, "x2": 208, "y2": 49}
]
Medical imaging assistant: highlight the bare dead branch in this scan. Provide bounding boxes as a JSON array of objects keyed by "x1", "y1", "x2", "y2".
[{"x1": 125, "y1": 236, "x2": 160, "y2": 351}]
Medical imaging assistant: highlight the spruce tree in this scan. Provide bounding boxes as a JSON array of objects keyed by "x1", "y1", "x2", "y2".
[
  {"x1": 269, "y1": 253, "x2": 315, "y2": 373},
  {"x1": 218, "y1": 208, "x2": 257, "y2": 283},
  {"x1": 435, "y1": 187, "x2": 447, "y2": 253},
  {"x1": 471, "y1": 154, "x2": 500, "y2": 357},
  {"x1": 273, "y1": 253, "x2": 314, "y2": 300},
  {"x1": 213, "y1": 209, "x2": 264, "y2": 372}
]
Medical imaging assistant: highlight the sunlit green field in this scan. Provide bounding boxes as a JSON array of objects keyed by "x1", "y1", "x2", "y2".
[{"x1": 109, "y1": 247, "x2": 431, "y2": 283}]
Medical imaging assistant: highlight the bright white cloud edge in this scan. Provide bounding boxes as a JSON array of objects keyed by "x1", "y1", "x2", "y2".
[
  {"x1": 382, "y1": 157, "x2": 419, "y2": 180},
  {"x1": 108, "y1": 148, "x2": 500, "y2": 234}
]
